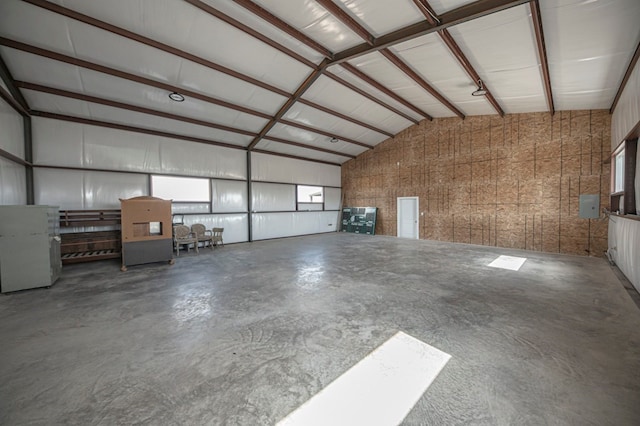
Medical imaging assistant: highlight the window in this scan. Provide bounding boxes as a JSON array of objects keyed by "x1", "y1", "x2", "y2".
[
  {"x1": 614, "y1": 148, "x2": 625, "y2": 193},
  {"x1": 610, "y1": 139, "x2": 637, "y2": 215},
  {"x1": 151, "y1": 175, "x2": 210, "y2": 202},
  {"x1": 297, "y1": 185, "x2": 323, "y2": 203}
]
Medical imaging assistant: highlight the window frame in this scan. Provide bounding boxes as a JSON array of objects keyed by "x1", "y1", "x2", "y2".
[{"x1": 610, "y1": 139, "x2": 638, "y2": 215}]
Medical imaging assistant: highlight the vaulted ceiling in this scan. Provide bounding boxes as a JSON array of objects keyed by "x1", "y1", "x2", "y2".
[{"x1": 1, "y1": 0, "x2": 639, "y2": 166}]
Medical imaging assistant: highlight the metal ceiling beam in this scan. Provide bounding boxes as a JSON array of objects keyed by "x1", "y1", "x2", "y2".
[
  {"x1": 0, "y1": 147, "x2": 30, "y2": 166},
  {"x1": 1, "y1": 38, "x2": 370, "y2": 148},
  {"x1": 529, "y1": 0, "x2": 554, "y2": 115},
  {"x1": 314, "y1": 1, "x2": 462, "y2": 118},
  {"x1": 30, "y1": 111, "x2": 245, "y2": 151},
  {"x1": 331, "y1": 0, "x2": 530, "y2": 65},
  {"x1": 279, "y1": 119, "x2": 373, "y2": 149},
  {"x1": 412, "y1": 0, "x2": 504, "y2": 116},
  {"x1": 297, "y1": 98, "x2": 394, "y2": 138},
  {"x1": 30, "y1": 110, "x2": 343, "y2": 166},
  {"x1": 0, "y1": 84, "x2": 28, "y2": 116},
  {"x1": 340, "y1": 63, "x2": 431, "y2": 120},
  {"x1": 0, "y1": 52, "x2": 29, "y2": 113},
  {"x1": 23, "y1": 0, "x2": 397, "y2": 142},
  {"x1": 248, "y1": 62, "x2": 328, "y2": 150},
  {"x1": 610, "y1": 40, "x2": 640, "y2": 114},
  {"x1": 324, "y1": 71, "x2": 419, "y2": 124},
  {"x1": 15, "y1": 81, "x2": 257, "y2": 137},
  {"x1": 0, "y1": 37, "x2": 272, "y2": 118},
  {"x1": 230, "y1": 0, "x2": 408, "y2": 137},
  {"x1": 262, "y1": 135, "x2": 356, "y2": 158},
  {"x1": 22, "y1": 0, "x2": 290, "y2": 98},
  {"x1": 231, "y1": 0, "x2": 332, "y2": 58},
  {"x1": 183, "y1": 0, "x2": 317, "y2": 69},
  {"x1": 438, "y1": 31, "x2": 504, "y2": 116},
  {"x1": 315, "y1": 0, "x2": 374, "y2": 46},
  {"x1": 379, "y1": 48, "x2": 464, "y2": 119}
]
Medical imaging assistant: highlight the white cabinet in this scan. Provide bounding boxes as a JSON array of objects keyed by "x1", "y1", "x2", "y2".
[{"x1": 0, "y1": 205, "x2": 61, "y2": 293}]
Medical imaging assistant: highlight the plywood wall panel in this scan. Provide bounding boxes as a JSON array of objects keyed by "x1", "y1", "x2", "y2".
[
  {"x1": 570, "y1": 111, "x2": 591, "y2": 137},
  {"x1": 342, "y1": 110, "x2": 610, "y2": 256},
  {"x1": 562, "y1": 136, "x2": 582, "y2": 157}
]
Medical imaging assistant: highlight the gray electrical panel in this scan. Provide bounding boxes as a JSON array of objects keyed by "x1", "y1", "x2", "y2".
[
  {"x1": 579, "y1": 194, "x2": 600, "y2": 219},
  {"x1": 0, "y1": 205, "x2": 62, "y2": 293}
]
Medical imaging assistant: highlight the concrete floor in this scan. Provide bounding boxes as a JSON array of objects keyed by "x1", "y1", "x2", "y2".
[{"x1": 1, "y1": 233, "x2": 639, "y2": 425}]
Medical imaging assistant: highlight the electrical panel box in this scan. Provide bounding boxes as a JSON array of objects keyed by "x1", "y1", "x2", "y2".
[
  {"x1": 579, "y1": 194, "x2": 600, "y2": 219},
  {"x1": 341, "y1": 207, "x2": 377, "y2": 235}
]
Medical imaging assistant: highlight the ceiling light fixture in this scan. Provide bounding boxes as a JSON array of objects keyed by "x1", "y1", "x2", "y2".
[
  {"x1": 330, "y1": 137, "x2": 339, "y2": 144},
  {"x1": 472, "y1": 80, "x2": 487, "y2": 96},
  {"x1": 169, "y1": 92, "x2": 185, "y2": 102}
]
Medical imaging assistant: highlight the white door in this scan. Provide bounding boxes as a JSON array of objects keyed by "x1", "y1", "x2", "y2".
[{"x1": 397, "y1": 197, "x2": 419, "y2": 239}]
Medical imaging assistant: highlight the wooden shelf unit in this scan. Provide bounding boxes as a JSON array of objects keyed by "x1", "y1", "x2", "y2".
[{"x1": 59, "y1": 210, "x2": 122, "y2": 265}]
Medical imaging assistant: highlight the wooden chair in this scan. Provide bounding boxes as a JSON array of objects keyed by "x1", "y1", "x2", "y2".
[
  {"x1": 191, "y1": 223, "x2": 214, "y2": 250},
  {"x1": 211, "y1": 227, "x2": 224, "y2": 247},
  {"x1": 173, "y1": 225, "x2": 198, "y2": 256}
]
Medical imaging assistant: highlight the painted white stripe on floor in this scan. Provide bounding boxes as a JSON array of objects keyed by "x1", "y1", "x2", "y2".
[
  {"x1": 277, "y1": 331, "x2": 451, "y2": 426},
  {"x1": 488, "y1": 255, "x2": 527, "y2": 271}
]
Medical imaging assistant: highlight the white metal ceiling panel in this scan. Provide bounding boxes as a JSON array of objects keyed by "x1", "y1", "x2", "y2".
[
  {"x1": 427, "y1": 0, "x2": 479, "y2": 15},
  {"x1": 67, "y1": 17, "x2": 286, "y2": 115},
  {"x1": 0, "y1": 79, "x2": 9, "y2": 94},
  {"x1": 266, "y1": 123, "x2": 368, "y2": 157},
  {"x1": 0, "y1": 2, "x2": 287, "y2": 115},
  {"x1": 303, "y1": 75, "x2": 414, "y2": 134},
  {"x1": 541, "y1": 0, "x2": 640, "y2": 110},
  {"x1": 176, "y1": 59, "x2": 287, "y2": 115},
  {"x1": 391, "y1": 33, "x2": 496, "y2": 116},
  {"x1": 447, "y1": 5, "x2": 548, "y2": 113},
  {"x1": 22, "y1": 90, "x2": 253, "y2": 147},
  {"x1": 200, "y1": 0, "x2": 325, "y2": 64},
  {"x1": 0, "y1": 46, "x2": 84, "y2": 91},
  {"x1": 348, "y1": 51, "x2": 455, "y2": 117},
  {"x1": 47, "y1": 0, "x2": 312, "y2": 93},
  {"x1": 335, "y1": 0, "x2": 424, "y2": 37},
  {"x1": 611, "y1": 58, "x2": 640, "y2": 148},
  {"x1": 256, "y1": 139, "x2": 353, "y2": 165},
  {"x1": 249, "y1": 0, "x2": 363, "y2": 52},
  {"x1": 325, "y1": 65, "x2": 423, "y2": 122},
  {"x1": 0, "y1": 1, "x2": 75, "y2": 55},
  {"x1": 2, "y1": 49, "x2": 270, "y2": 134},
  {"x1": 283, "y1": 102, "x2": 388, "y2": 145}
]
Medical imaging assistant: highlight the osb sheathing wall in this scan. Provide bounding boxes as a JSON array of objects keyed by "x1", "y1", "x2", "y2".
[{"x1": 341, "y1": 111, "x2": 611, "y2": 257}]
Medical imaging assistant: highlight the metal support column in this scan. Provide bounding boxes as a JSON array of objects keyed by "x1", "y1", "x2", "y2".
[
  {"x1": 247, "y1": 150, "x2": 253, "y2": 242},
  {"x1": 24, "y1": 116, "x2": 34, "y2": 204}
]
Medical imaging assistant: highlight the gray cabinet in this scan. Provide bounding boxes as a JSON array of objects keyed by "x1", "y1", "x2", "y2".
[{"x1": 0, "y1": 205, "x2": 61, "y2": 293}]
